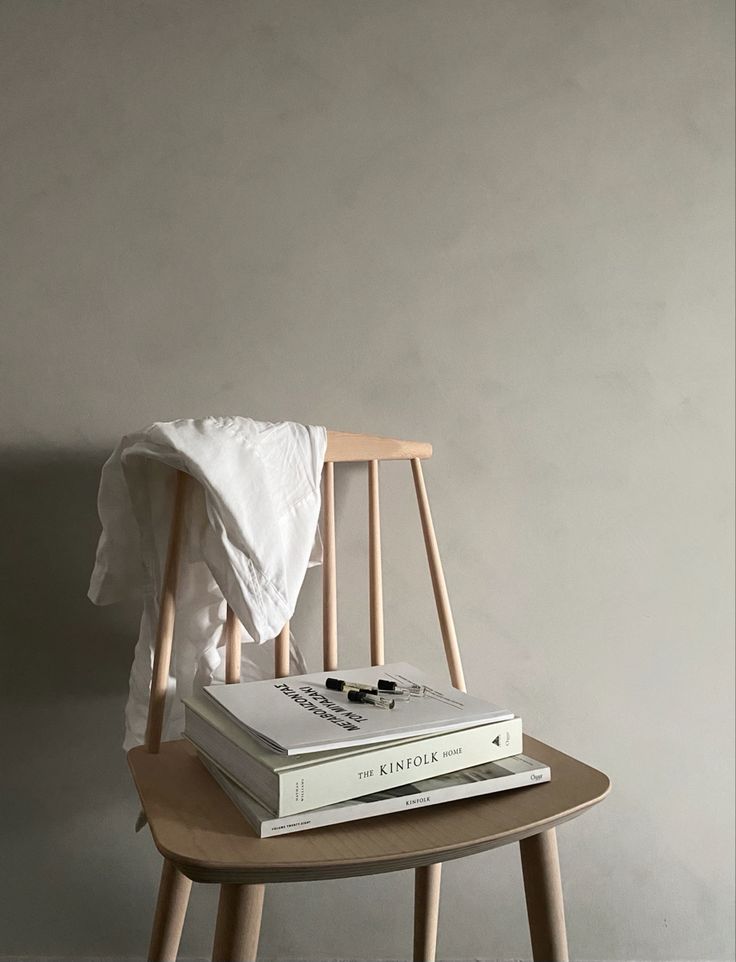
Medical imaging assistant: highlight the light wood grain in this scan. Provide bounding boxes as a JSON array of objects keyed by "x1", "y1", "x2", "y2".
[
  {"x1": 145, "y1": 471, "x2": 188, "y2": 754},
  {"x1": 368, "y1": 459, "x2": 384, "y2": 666},
  {"x1": 274, "y1": 621, "x2": 290, "y2": 678},
  {"x1": 128, "y1": 736, "x2": 610, "y2": 885},
  {"x1": 147, "y1": 859, "x2": 192, "y2": 962},
  {"x1": 413, "y1": 863, "x2": 441, "y2": 962},
  {"x1": 322, "y1": 461, "x2": 337, "y2": 671},
  {"x1": 520, "y1": 828, "x2": 569, "y2": 961},
  {"x1": 326, "y1": 430, "x2": 432, "y2": 462},
  {"x1": 410, "y1": 458, "x2": 466, "y2": 692},
  {"x1": 224, "y1": 606, "x2": 241, "y2": 684},
  {"x1": 211, "y1": 883, "x2": 265, "y2": 962}
]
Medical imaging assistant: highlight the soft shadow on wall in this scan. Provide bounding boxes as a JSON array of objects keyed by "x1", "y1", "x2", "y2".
[
  {"x1": 0, "y1": 449, "x2": 135, "y2": 702},
  {"x1": 0, "y1": 449, "x2": 158, "y2": 954}
]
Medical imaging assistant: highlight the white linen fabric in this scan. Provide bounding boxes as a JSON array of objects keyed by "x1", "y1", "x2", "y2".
[{"x1": 88, "y1": 417, "x2": 327, "y2": 749}]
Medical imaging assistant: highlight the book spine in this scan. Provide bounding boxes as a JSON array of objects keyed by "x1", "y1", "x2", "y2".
[
  {"x1": 276, "y1": 717, "x2": 523, "y2": 816},
  {"x1": 259, "y1": 762, "x2": 549, "y2": 837}
]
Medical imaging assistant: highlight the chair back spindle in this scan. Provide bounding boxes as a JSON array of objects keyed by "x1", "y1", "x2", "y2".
[
  {"x1": 224, "y1": 606, "x2": 242, "y2": 684},
  {"x1": 274, "y1": 622, "x2": 290, "y2": 679},
  {"x1": 410, "y1": 458, "x2": 466, "y2": 692},
  {"x1": 322, "y1": 461, "x2": 338, "y2": 671},
  {"x1": 368, "y1": 460, "x2": 384, "y2": 666},
  {"x1": 144, "y1": 470, "x2": 189, "y2": 753}
]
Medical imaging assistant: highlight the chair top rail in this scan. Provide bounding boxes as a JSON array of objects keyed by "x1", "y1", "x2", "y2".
[{"x1": 325, "y1": 430, "x2": 432, "y2": 463}]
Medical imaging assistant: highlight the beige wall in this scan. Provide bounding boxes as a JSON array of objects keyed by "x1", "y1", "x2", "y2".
[{"x1": 1, "y1": 2, "x2": 733, "y2": 959}]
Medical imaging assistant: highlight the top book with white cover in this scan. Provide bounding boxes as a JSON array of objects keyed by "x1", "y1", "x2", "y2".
[{"x1": 203, "y1": 662, "x2": 513, "y2": 755}]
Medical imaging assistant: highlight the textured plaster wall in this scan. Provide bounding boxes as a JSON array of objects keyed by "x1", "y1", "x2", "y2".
[{"x1": 1, "y1": 2, "x2": 733, "y2": 960}]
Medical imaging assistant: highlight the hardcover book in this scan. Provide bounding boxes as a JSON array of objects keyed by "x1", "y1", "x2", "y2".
[
  {"x1": 200, "y1": 751, "x2": 551, "y2": 837},
  {"x1": 184, "y1": 690, "x2": 523, "y2": 817},
  {"x1": 201, "y1": 662, "x2": 514, "y2": 755}
]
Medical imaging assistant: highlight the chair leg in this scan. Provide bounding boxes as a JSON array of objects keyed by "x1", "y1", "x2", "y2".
[
  {"x1": 148, "y1": 859, "x2": 192, "y2": 962},
  {"x1": 519, "y1": 828, "x2": 569, "y2": 962},
  {"x1": 211, "y1": 883, "x2": 265, "y2": 962},
  {"x1": 413, "y1": 863, "x2": 441, "y2": 962}
]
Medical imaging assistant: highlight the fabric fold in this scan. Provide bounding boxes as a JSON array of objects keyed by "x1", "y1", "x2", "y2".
[{"x1": 88, "y1": 416, "x2": 327, "y2": 749}]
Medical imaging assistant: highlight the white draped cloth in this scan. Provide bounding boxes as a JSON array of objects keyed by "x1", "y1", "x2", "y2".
[{"x1": 88, "y1": 417, "x2": 327, "y2": 749}]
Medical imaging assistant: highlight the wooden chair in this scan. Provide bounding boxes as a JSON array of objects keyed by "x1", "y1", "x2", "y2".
[{"x1": 128, "y1": 430, "x2": 610, "y2": 962}]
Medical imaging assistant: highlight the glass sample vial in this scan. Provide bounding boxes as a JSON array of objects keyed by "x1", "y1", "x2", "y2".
[{"x1": 347, "y1": 690, "x2": 395, "y2": 710}]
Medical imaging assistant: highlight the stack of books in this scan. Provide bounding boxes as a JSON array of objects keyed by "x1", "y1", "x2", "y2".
[{"x1": 183, "y1": 662, "x2": 549, "y2": 837}]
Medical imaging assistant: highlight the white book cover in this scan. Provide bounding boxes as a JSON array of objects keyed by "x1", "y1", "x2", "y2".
[
  {"x1": 203, "y1": 662, "x2": 513, "y2": 755},
  {"x1": 200, "y1": 752, "x2": 551, "y2": 837}
]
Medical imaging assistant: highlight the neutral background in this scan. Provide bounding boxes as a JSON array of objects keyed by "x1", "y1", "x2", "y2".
[{"x1": 1, "y1": 2, "x2": 733, "y2": 960}]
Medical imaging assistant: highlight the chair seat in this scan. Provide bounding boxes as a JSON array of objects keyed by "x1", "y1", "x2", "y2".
[{"x1": 128, "y1": 737, "x2": 609, "y2": 885}]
